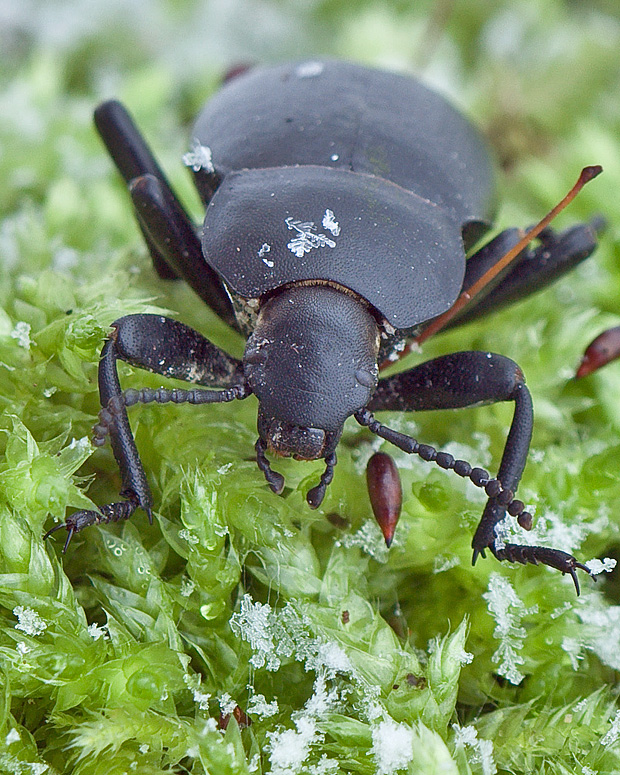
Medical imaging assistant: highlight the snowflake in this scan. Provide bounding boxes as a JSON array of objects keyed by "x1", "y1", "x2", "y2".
[
  {"x1": 453, "y1": 725, "x2": 497, "y2": 775},
  {"x1": 247, "y1": 694, "x2": 279, "y2": 718},
  {"x1": 13, "y1": 606, "x2": 47, "y2": 636},
  {"x1": 183, "y1": 139, "x2": 214, "y2": 172},
  {"x1": 285, "y1": 217, "x2": 336, "y2": 257},
  {"x1": 483, "y1": 574, "x2": 538, "y2": 685},
  {"x1": 371, "y1": 719, "x2": 414, "y2": 775},
  {"x1": 322, "y1": 209, "x2": 340, "y2": 236}
]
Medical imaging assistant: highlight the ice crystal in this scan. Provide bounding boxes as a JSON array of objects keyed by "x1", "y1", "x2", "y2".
[
  {"x1": 10, "y1": 321, "x2": 31, "y2": 349},
  {"x1": 183, "y1": 139, "x2": 214, "y2": 172},
  {"x1": 229, "y1": 595, "x2": 284, "y2": 671},
  {"x1": 179, "y1": 577, "x2": 195, "y2": 598},
  {"x1": 285, "y1": 217, "x2": 336, "y2": 257},
  {"x1": 433, "y1": 554, "x2": 461, "y2": 573},
  {"x1": 371, "y1": 719, "x2": 414, "y2": 775},
  {"x1": 258, "y1": 243, "x2": 275, "y2": 267},
  {"x1": 13, "y1": 606, "x2": 47, "y2": 636},
  {"x1": 306, "y1": 641, "x2": 352, "y2": 674},
  {"x1": 585, "y1": 557, "x2": 616, "y2": 575},
  {"x1": 218, "y1": 692, "x2": 237, "y2": 716},
  {"x1": 483, "y1": 574, "x2": 538, "y2": 685},
  {"x1": 87, "y1": 623, "x2": 107, "y2": 641},
  {"x1": 178, "y1": 528, "x2": 199, "y2": 545},
  {"x1": 184, "y1": 674, "x2": 211, "y2": 710},
  {"x1": 308, "y1": 755, "x2": 339, "y2": 774},
  {"x1": 561, "y1": 636, "x2": 583, "y2": 669},
  {"x1": 247, "y1": 694, "x2": 279, "y2": 718},
  {"x1": 336, "y1": 519, "x2": 390, "y2": 563},
  {"x1": 453, "y1": 724, "x2": 497, "y2": 775},
  {"x1": 267, "y1": 716, "x2": 322, "y2": 775},
  {"x1": 601, "y1": 710, "x2": 620, "y2": 746},
  {"x1": 322, "y1": 209, "x2": 340, "y2": 236},
  {"x1": 577, "y1": 600, "x2": 620, "y2": 671},
  {"x1": 303, "y1": 667, "x2": 341, "y2": 718}
]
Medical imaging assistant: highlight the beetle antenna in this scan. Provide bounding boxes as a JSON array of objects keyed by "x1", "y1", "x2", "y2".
[
  {"x1": 415, "y1": 165, "x2": 602, "y2": 345},
  {"x1": 255, "y1": 439, "x2": 285, "y2": 495},
  {"x1": 355, "y1": 408, "x2": 531, "y2": 523}
]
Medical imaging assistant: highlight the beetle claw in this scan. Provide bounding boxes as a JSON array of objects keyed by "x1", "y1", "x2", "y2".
[
  {"x1": 43, "y1": 508, "x2": 101, "y2": 552},
  {"x1": 44, "y1": 499, "x2": 139, "y2": 551},
  {"x1": 568, "y1": 567, "x2": 581, "y2": 596},
  {"x1": 472, "y1": 548, "x2": 485, "y2": 565},
  {"x1": 43, "y1": 520, "x2": 75, "y2": 552}
]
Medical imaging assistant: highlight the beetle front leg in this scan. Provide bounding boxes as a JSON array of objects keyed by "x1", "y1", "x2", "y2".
[
  {"x1": 45, "y1": 314, "x2": 248, "y2": 549},
  {"x1": 359, "y1": 351, "x2": 591, "y2": 592}
]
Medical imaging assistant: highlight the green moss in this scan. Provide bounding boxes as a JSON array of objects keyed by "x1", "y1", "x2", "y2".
[{"x1": 1, "y1": 1, "x2": 620, "y2": 772}]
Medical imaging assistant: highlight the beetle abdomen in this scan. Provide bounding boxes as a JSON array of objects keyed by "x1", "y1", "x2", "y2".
[{"x1": 191, "y1": 60, "x2": 496, "y2": 229}]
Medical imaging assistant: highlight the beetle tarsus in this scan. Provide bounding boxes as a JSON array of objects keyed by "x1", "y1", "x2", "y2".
[
  {"x1": 490, "y1": 542, "x2": 592, "y2": 595},
  {"x1": 44, "y1": 497, "x2": 140, "y2": 552}
]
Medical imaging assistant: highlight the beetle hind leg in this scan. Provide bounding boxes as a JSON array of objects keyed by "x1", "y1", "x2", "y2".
[
  {"x1": 94, "y1": 100, "x2": 238, "y2": 329},
  {"x1": 449, "y1": 218, "x2": 602, "y2": 328}
]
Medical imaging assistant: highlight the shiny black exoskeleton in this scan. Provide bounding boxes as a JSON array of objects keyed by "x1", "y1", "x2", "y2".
[{"x1": 47, "y1": 61, "x2": 600, "y2": 592}]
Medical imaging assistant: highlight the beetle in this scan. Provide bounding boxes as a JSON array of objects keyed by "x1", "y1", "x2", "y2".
[{"x1": 46, "y1": 60, "x2": 601, "y2": 592}]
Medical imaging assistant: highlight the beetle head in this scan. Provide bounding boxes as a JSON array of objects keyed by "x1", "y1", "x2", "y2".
[
  {"x1": 256, "y1": 415, "x2": 338, "y2": 461},
  {"x1": 244, "y1": 284, "x2": 379, "y2": 505}
]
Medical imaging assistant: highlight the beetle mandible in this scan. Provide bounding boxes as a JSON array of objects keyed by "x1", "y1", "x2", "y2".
[{"x1": 46, "y1": 60, "x2": 601, "y2": 592}]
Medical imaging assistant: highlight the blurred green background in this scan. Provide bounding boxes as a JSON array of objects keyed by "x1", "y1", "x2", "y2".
[{"x1": 1, "y1": 1, "x2": 620, "y2": 773}]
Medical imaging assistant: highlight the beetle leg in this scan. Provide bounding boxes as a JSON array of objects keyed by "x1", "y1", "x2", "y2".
[
  {"x1": 490, "y1": 544, "x2": 592, "y2": 596},
  {"x1": 45, "y1": 314, "x2": 248, "y2": 549},
  {"x1": 94, "y1": 100, "x2": 238, "y2": 329},
  {"x1": 447, "y1": 219, "x2": 601, "y2": 328},
  {"x1": 358, "y1": 351, "x2": 590, "y2": 591}
]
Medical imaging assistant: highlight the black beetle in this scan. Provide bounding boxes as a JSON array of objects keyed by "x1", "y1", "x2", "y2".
[{"x1": 47, "y1": 60, "x2": 601, "y2": 592}]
